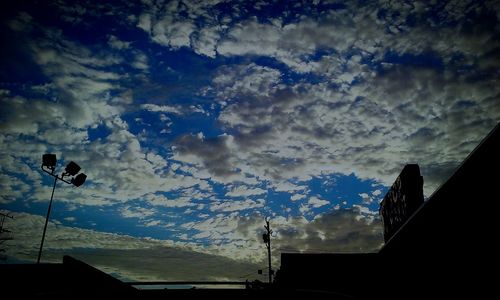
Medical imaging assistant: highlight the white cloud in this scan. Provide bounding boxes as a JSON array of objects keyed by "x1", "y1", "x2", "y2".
[
  {"x1": 271, "y1": 181, "x2": 307, "y2": 193},
  {"x1": 173, "y1": 57, "x2": 500, "y2": 195},
  {"x1": 107, "y1": 35, "x2": 130, "y2": 50},
  {"x1": 299, "y1": 204, "x2": 310, "y2": 214},
  {"x1": 141, "y1": 103, "x2": 208, "y2": 116},
  {"x1": 0, "y1": 173, "x2": 32, "y2": 204},
  {"x1": 141, "y1": 103, "x2": 184, "y2": 115},
  {"x1": 131, "y1": 52, "x2": 149, "y2": 70},
  {"x1": 225, "y1": 185, "x2": 266, "y2": 197},
  {"x1": 359, "y1": 193, "x2": 372, "y2": 204},
  {"x1": 0, "y1": 22, "x2": 178, "y2": 208},
  {"x1": 137, "y1": 13, "x2": 151, "y2": 32},
  {"x1": 290, "y1": 194, "x2": 306, "y2": 201},
  {"x1": 299, "y1": 196, "x2": 330, "y2": 214},
  {"x1": 217, "y1": 19, "x2": 283, "y2": 58},
  {"x1": 191, "y1": 26, "x2": 221, "y2": 58},
  {"x1": 216, "y1": 11, "x2": 381, "y2": 73},
  {"x1": 0, "y1": 106, "x2": 208, "y2": 208},
  {"x1": 120, "y1": 205, "x2": 156, "y2": 219},
  {"x1": 152, "y1": 17, "x2": 195, "y2": 49},
  {"x1": 144, "y1": 193, "x2": 196, "y2": 208},
  {"x1": 136, "y1": 1, "x2": 226, "y2": 57},
  {"x1": 210, "y1": 199, "x2": 265, "y2": 212},
  {"x1": 308, "y1": 196, "x2": 330, "y2": 208},
  {"x1": 143, "y1": 220, "x2": 161, "y2": 227},
  {"x1": 354, "y1": 205, "x2": 377, "y2": 216},
  {"x1": 212, "y1": 63, "x2": 282, "y2": 102}
]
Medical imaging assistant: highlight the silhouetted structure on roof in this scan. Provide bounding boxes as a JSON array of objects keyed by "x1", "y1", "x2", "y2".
[{"x1": 379, "y1": 164, "x2": 424, "y2": 242}]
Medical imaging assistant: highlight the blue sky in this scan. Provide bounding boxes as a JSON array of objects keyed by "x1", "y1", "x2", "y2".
[{"x1": 1, "y1": 0, "x2": 499, "y2": 280}]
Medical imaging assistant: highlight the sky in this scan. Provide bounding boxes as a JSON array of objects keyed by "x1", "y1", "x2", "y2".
[{"x1": 1, "y1": 0, "x2": 499, "y2": 281}]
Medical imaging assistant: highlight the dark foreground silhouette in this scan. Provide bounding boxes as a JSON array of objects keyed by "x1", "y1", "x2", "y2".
[
  {"x1": 1, "y1": 123, "x2": 498, "y2": 298},
  {"x1": 277, "y1": 122, "x2": 500, "y2": 298}
]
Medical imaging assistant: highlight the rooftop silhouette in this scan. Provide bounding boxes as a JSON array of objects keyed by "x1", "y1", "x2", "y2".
[{"x1": 277, "y1": 122, "x2": 500, "y2": 298}]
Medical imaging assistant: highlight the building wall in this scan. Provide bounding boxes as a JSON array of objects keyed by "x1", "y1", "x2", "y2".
[{"x1": 379, "y1": 164, "x2": 424, "y2": 242}]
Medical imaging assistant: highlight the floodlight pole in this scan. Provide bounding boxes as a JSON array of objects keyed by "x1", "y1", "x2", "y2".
[
  {"x1": 37, "y1": 157, "x2": 85, "y2": 264},
  {"x1": 37, "y1": 176, "x2": 58, "y2": 264}
]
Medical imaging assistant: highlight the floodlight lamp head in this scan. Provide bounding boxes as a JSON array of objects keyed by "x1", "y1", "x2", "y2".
[
  {"x1": 65, "y1": 161, "x2": 81, "y2": 176},
  {"x1": 71, "y1": 173, "x2": 87, "y2": 187},
  {"x1": 42, "y1": 154, "x2": 57, "y2": 169}
]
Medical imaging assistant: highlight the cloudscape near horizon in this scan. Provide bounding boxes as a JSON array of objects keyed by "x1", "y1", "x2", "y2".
[{"x1": 1, "y1": 0, "x2": 499, "y2": 280}]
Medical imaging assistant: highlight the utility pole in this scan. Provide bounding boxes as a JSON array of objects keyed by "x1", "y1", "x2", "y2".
[
  {"x1": 0, "y1": 212, "x2": 14, "y2": 260},
  {"x1": 262, "y1": 218, "x2": 273, "y2": 284}
]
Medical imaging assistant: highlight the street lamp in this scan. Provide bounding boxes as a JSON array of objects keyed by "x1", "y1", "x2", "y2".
[{"x1": 37, "y1": 154, "x2": 87, "y2": 264}]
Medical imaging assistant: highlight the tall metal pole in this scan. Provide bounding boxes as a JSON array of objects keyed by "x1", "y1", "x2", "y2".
[
  {"x1": 264, "y1": 219, "x2": 272, "y2": 284},
  {"x1": 37, "y1": 176, "x2": 57, "y2": 264}
]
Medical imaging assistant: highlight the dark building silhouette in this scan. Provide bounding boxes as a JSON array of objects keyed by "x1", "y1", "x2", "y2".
[
  {"x1": 276, "y1": 253, "x2": 379, "y2": 298},
  {"x1": 0, "y1": 256, "x2": 138, "y2": 296},
  {"x1": 274, "y1": 165, "x2": 424, "y2": 298},
  {"x1": 377, "y1": 123, "x2": 500, "y2": 298},
  {"x1": 277, "y1": 122, "x2": 500, "y2": 298},
  {"x1": 379, "y1": 164, "x2": 424, "y2": 242}
]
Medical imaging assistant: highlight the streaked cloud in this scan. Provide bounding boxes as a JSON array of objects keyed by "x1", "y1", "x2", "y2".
[
  {"x1": 107, "y1": 35, "x2": 131, "y2": 50},
  {"x1": 1, "y1": 210, "x2": 262, "y2": 281}
]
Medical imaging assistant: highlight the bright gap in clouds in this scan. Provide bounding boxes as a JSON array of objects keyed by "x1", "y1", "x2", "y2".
[{"x1": 1, "y1": 0, "x2": 499, "y2": 281}]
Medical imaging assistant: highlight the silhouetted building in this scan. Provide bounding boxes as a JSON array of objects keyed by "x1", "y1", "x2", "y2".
[
  {"x1": 278, "y1": 123, "x2": 499, "y2": 299},
  {"x1": 379, "y1": 164, "x2": 424, "y2": 242},
  {"x1": 0, "y1": 256, "x2": 137, "y2": 296},
  {"x1": 277, "y1": 253, "x2": 378, "y2": 298},
  {"x1": 377, "y1": 123, "x2": 500, "y2": 298}
]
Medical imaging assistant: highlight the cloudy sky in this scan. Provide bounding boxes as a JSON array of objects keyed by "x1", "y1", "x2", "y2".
[{"x1": 1, "y1": 0, "x2": 499, "y2": 281}]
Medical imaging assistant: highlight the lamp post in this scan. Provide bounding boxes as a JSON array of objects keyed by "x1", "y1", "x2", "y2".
[{"x1": 38, "y1": 154, "x2": 87, "y2": 264}]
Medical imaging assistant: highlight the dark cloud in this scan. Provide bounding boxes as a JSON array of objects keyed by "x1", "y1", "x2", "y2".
[
  {"x1": 29, "y1": 247, "x2": 262, "y2": 281},
  {"x1": 173, "y1": 133, "x2": 238, "y2": 178},
  {"x1": 268, "y1": 209, "x2": 383, "y2": 261},
  {"x1": 300, "y1": 209, "x2": 383, "y2": 252}
]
